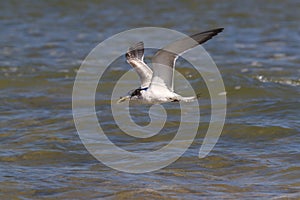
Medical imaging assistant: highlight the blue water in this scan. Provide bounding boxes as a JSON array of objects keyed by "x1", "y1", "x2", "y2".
[{"x1": 1, "y1": 1, "x2": 299, "y2": 199}]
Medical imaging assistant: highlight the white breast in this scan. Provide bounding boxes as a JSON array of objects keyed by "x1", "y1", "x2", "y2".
[{"x1": 141, "y1": 85, "x2": 180, "y2": 103}]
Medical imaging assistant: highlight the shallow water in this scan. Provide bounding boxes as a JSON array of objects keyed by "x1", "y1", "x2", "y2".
[{"x1": 1, "y1": 0, "x2": 300, "y2": 199}]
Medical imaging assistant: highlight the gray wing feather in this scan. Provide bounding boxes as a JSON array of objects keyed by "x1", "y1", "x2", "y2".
[
  {"x1": 126, "y1": 42, "x2": 153, "y2": 88},
  {"x1": 151, "y1": 28, "x2": 224, "y2": 91}
]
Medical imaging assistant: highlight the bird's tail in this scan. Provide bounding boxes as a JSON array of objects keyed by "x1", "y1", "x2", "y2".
[{"x1": 180, "y1": 93, "x2": 200, "y2": 102}]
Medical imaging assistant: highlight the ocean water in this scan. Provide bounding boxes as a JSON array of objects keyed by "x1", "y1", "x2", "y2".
[{"x1": 1, "y1": 0, "x2": 299, "y2": 199}]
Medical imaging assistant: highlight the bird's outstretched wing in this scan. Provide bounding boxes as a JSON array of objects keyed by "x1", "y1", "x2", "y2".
[
  {"x1": 151, "y1": 28, "x2": 224, "y2": 91},
  {"x1": 126, "y1": 42, "x2": 153, "y2": 89}
]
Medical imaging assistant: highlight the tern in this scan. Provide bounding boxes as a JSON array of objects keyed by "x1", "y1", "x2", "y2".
[{"x1": 118, "y1": 28, "x2": 224, "y2": 104}]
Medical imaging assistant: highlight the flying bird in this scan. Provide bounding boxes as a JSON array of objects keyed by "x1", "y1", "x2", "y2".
[{"x1": 118, "y1": 28, "x2": 224, "y2": 104}]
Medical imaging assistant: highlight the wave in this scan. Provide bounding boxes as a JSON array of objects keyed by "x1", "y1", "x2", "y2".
[{"x1": 255, "y1": 75, "x2": 300, "y2": 86}]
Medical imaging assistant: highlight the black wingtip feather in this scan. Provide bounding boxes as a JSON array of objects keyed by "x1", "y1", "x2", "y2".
[
  {"x1": 126, "y1": 41, "x2": 144, "y2": 61},
  {"x1": 190, "y1": 28, "x2": 224, "y2": 45}
]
